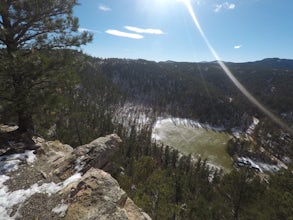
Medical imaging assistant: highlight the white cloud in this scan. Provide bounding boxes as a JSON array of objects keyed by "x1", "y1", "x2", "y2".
[
  {"x1": 226, "y1": 3, "x2": 236, "y2": 9},
  {"x1": 124, "y1": 26, "x2": 164, "y2": 35},
  {"x1": 105, "y1": 29, "x2": 144, "y2": 39},
  {"x1": 105, "y1": 26, "x2": 164, "y2": 40},
  {"x1": 214, "y1": 4, "x2": 222, "y2": 12},
  {"x1": 234, "y1": 45, "x2": 242, "y2": 49},
  {"x1": 78, "y1": 28, "x2": 101, "y2": 34},
  {"x1": 99, "y1": 4, "x2": 111, "y2": 11},
  {"x1": 214, "y1": 2, "x2": 236, "y2": 12}
]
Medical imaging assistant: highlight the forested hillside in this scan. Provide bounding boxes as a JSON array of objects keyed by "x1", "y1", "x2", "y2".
[
  {"x1": 1, "y1": 51, "x2": 292, "y2": 219},
  {"x1": 2, "y1": 52, "x2": 291, "y2": 161},
  {"x1": 99, "y1": 58, "x2": 293, "y2": 124},
  {"x1": 110, "y1": 58, "x2": 292, "y2": 157}
]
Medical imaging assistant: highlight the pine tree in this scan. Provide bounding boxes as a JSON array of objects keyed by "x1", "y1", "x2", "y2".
[{"x1": 0, "y1": 0, "x2": 92, "y2": 132}]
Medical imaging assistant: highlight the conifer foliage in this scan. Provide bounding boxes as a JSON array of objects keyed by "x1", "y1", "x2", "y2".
[{"x1": 0, "y1": 0, "x2": 92, "y2": 132}]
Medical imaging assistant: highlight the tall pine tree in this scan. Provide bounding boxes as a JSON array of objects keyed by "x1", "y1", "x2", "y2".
[{"x1": 0, "y1": 0, "x2": 92, "y2": 132}]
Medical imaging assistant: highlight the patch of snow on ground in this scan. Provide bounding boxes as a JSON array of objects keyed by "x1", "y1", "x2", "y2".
[
  {"x1": 231, "y1": 127, "x2": 243, "y2": 138},
  {"x1": 24, "y1": 150, "x2": 36, "y2": 164},
  {"x1": 282, "y1": 156, "x2": 291, "y2": 164},
  {"x1": 237, "y1": 157, "x2": 286, "y2": 173},
  {"x1": 0, "y1": 150, "x2": 36, "y2": 174},
  {"x1": 0, "y1": 151, "x2": 81, "y2": 219},
  {"x1": 246, "y1": 117, "x2": 259, "y2": 135},
  {"x1": 52, "y1": 203, "x2": 69, "y2": 217},
  {"x1": 75, "y1": 156, "x2": 86, "y2": 172},
  {"x1": 0, "y1": 172, "x2": 81, "y2": 219}
]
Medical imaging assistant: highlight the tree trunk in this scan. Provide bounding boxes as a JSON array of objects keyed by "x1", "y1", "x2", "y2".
[
  {"x1": 11, "y1": 58, "x2": 34, "y2": 133},
  {"x1": 17, "y1": 108, "x2": 34, "y2": 132}
]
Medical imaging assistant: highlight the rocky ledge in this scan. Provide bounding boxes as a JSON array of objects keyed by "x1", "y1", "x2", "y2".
[{"x1": 0, "y1": 133, "x2": 151, "y2": 220}]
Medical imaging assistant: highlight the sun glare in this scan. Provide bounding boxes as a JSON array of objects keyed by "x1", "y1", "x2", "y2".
[
  {"x1": 156, "y1": 0, "x2": 190, "y2": 6},
  {"x1": 156, "y1": 0, "x2": 170, "y2": 5},
  {"x1": 177, "y1": 0, "x2": 190, "y2": 4},
  {"x1": 179, "y1": 0, "x2": 293, "y2": 135}
]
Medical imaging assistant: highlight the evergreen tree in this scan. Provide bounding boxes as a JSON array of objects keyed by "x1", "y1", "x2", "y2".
[
  {"x1": 218, "y1": 169, "x2": 264, "y2": 220},
  {"x1": 0, "y1": 0, "x2": 92, "y2": 132}
]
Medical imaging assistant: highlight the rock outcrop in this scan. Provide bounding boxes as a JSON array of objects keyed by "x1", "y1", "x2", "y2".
[{"x1": 0, "y1": 133, "x2": 151, "y2": 220}]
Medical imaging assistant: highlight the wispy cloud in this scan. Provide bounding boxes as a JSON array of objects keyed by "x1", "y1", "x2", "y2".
[
  {"x1": 124, "y1": 26, "x2": 164, "y2": 35},
  {"x1": 99, "y1": 4, "x2": 111, "y2": 11},
  {"x1": 214, "y1": 4, "x2": 222, "y2": 12},
  {"x1": 214, "y1": 2, "x2": 236, "y2": 12},
  {"x1": 105, "y1": 29, "x2": 144, "y2": 39},
  {"x1": 227, "y1": 3, "x2": 236, "y2": 9},
  {"x1": 78, "y1": 28, "x2": 101, "y2": 34},
  {"x1": 234, "y1": 45, "x2": 242, "y2": 49},
  {"x1": 105, "y1": 26, "x2": 164, "y2": 39}
]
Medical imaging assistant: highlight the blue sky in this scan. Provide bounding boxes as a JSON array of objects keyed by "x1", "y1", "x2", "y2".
[{"x1": 74, "y1": 0, "x2": 293, "y2": 62}]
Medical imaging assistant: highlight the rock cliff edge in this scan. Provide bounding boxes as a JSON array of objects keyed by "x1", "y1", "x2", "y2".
[{"x1": 0, "y1": 132, "x2": 151, "y2": 220}]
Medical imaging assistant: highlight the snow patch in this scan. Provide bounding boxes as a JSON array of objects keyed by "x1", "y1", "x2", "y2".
[
  {"x1": 0, "y1": 172, "x2": 81, "y2": 219},
  {"x1": 0, "y1": 150, "x2": 36, "y2": 174},
  {"x1": 0, "y1": 150, "x2": 81, "y2": 219},
  {"x1": 75, "y1": 156, "x2": 86, "y2": 172},
  {"x1": 246, "y1": 117, "x2": 259, "y2": 135},
  {"x1": 237, "y1": 157, "x2": 286, "y2": 173},
  {"x1": 231, "y1": 127, "x2": 243, "y2": 138},
  {"x1": 25, "y1": 150, "x2": 36, "y2": 164},
  {"x1": 52, "y1": 203, "x2": 69, "y2": 217}
]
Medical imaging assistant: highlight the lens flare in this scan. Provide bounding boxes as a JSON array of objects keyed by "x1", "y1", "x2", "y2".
[{"x1": 180, "y1": 0, "x2": 293, "y2": 135}]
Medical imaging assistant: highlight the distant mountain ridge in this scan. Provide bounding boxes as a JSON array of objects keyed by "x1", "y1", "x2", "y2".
[
  {"x1": 159, "y1": 58, "x2": 293, "y2": 70},
  {"x1": 241, "y1": 58, "x2": 293, "y2": 69}
]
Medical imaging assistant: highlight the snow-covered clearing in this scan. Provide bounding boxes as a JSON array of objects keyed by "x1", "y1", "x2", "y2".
[{"x1": 152, "y1": 117, "x2": 232, "y2": 171}]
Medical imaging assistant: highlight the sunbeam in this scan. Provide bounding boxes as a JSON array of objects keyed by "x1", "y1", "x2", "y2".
[{"x1": 180, "y1": 0, "x2": 293, "y2": 135}]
